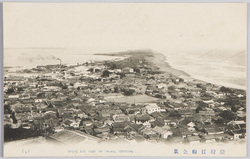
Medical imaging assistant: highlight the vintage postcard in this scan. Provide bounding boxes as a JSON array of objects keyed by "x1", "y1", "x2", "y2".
[{"x1": 3, "y1": 2, "x2": 247, "y2": 157}]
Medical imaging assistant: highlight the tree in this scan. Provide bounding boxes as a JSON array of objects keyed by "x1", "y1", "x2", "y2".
[
  {"x1": 231, "y1": 105, "x2": 237, "y2": 112},
  {"x1": 6, "y1": 88, "x2": 15, "y2": 94},
  {"x1": 101, "y1": 70, "x2": 110, "y2": 77},
  {"x1": 4, "y1": 105, "x2": 11, "y2": 114},
  {"x1": 195, "y1": 106, "x2": 203, "y2": 113},
  {"x1": 214, "y1": 117, "x2": 226, "y2": 125},
  {"x1": 133, "y1": 68, "x2": 140, "y2": 73},
  {"x1": 114, "y1": 86, "x2": 119, "y2": 93},
  {"x1": 225, "y1": 96, "x2": 238, "y2": 112},
  {"x1": 62, "y1": 85, "x2": 68, "y2": 89},
  {"x1": 11, "y1": 112, "x2": 17, "y2": 124},
  {"x1": 195, "y1": 101, "x2": 208, "y2": 113},
  {"x1": 117, "y1": 73, "x2": 125, "y2": 79},
  {"x1": 219, "y1": 110, "x2": 236, "y2": 121},
  {"x1": 122, "y1": 89, "x2": 135, "y2": 96},
  {"x1": 220, "y1": 86, "x2": 232, "y2": 93},
  {"x1": 56, "y1": 110, "x2": 60, "y2": 118},
  {"x1": 168, "y1": 86, "x2": 175, "y2": 90},
  {"x1": 169, "y1": 111, "x2": 181, "y2": 118}
]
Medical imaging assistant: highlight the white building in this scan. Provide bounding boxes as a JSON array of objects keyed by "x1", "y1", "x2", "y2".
[{"x1": 144, "y1": 103, "x2": 161, "y2": 114}]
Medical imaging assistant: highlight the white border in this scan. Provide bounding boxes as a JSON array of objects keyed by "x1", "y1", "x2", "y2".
[{"x1": 0, "y1": 1, "x2": 249, "y2": 159}]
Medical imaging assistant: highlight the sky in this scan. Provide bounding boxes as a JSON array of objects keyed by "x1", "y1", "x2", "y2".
[{"x1": 3, "y1": 3, "x2": 247, "y2": 53}]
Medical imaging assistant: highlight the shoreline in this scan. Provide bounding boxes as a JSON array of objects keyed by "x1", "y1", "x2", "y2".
[
  {"x1": 95, "y1": 50, "x2": 246, "y2": 91},
  {"x1": 148, "y1": 51, "x2": 190, "y2": 77},
  {"x1": 5, "y1": 49, "x2": 246, "y2": 91},
  {"x1": 4, "y1": 50, "x2": 246, "y2": 147},
  {"x1": 148, "y1": 51, "x2": 246, "y2": 91}
]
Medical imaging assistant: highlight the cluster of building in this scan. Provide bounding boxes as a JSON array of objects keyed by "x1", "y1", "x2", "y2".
[{"x1": 4, "y1": 53, "x2": 246, "y2": 144}]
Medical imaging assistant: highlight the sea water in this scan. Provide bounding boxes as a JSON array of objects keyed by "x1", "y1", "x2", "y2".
[
  {"x1": 4, "y1": 48, "x2": 247, "y2": 90},
  {"x1": 4, "y1": 48, "x2": 125, "y2": 71},
  {"x1": 163, "y1": 49, "x2": 247, "y2": 90}
]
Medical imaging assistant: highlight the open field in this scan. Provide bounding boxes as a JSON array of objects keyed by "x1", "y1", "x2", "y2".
[{"x1": 104, "y1": 94, "x2": 159, "y2": 104}]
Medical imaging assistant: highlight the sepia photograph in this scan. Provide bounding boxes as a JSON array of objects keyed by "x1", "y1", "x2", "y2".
[{"x1": 2, "y1": 2, "x2": 247, "y2": 157}]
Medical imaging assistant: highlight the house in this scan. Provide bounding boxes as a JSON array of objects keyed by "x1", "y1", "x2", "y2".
[
  {"x1": 201, "y1": 134, "x2": 217, "y2": 143},
  {"x1": 165, "y1": 93, "x2": 172, "y2": 99},
  {"x1": 74, "y1": 82, "x2": 87, "y2": 88},
  {"x1": 150, "y1": 112, "x2": 168, "y2": 120},
  {"x1": 4, "y1": 115, "x2": 12, "y2": 125},
  {"x1": 236, "y1": 111, "x2": 246, "y2": 119},
  {"x1": 237, "y1": 94, "x2": 244, "y2": 98},
  {"x1": 180, "y1": 129, "x2": 195, "y2": 138},
  {"x1": 70, "y1": 121, "x2": 80, "y2": 128},
  {"x1": 134, "y1": 114, "x2": 151, "y2": 126},
  {"x1": 97, "y1": 110, "x2": 111, "y2": 118},
  {"x1": 113, "y1": 114, "x2": 130, "y2": 122},
  {"x1": 178, "y1": 75, "x2": 193, "y2": 82},
  {"x1": 93, "y1": 126, "x2": 110, "y2": 134},
  {"x1": 20, "y1": 93, "x2": 31, "y2": 99},
  {"x1": 127, "y1": 123, "x2": 144, "y2": 133},
  {"x1": 140, "y1": 127, "x2": 157, "y2": 139},
  {"x1": 198, "y1": 116, "x2": 212, "y2": 124},
  {"x1": 143, "y1": 103, "x2": 161, "y2": 114},
  {"x1": 110, "y1": 109, "x2": 123, "y2": 115},
  {"x1": 199, "y1": 110, "x2": 215, "y2": 116},
  {"x1": 104, "y1": 119, "x2": 114, "y2": 126},
  {"x1": 63, "y1": 120, "x2": 73, "y2": 127},
  {"x1": 205, "y1": 127, "x2": 224, "y2": 135},
  {"x1": 125, "y1": 107, "x2": 141, "y2": 115},
  {"x1": 14, "y1": 106, "x2": 31, "y2": 113},
  {"x1": 164, "y1": 118, "x2": 179, "y2": 127},
  {"x1": 214, "y1": 133, "x2": 233, "y2": 141},
  {"x1": 217, "y1": 106, "x2": 227, "y2": 111},
  {"x1": 187, "y1": 122, "x2": 196, "y2": 127},
  {"x1": 77, "y1": 112, "x2": 87, "y2": 118},
  {"x1": 171, "y1": 104, "x2": 182, "y2": 111},
  {"x1": 54, "y1": 126, "x2": 64, "y2": 133},
  {"x1": 227, "y1": 120, "x2": 245, "y2": 126},
  {"x1": 34, "y1": 98, "x2": 43, "y2": 103},
  {"x1": 112, "y1": 122, "x2": 128, "y2": 134},
  {"x1": 185, "y1": 135, "x2": 201, "y2": 144},
  {"x1": 92, "y1": 67, "x2": 102, "y2": 73},
  {"x1": 167, "y1": 136, "x2": 183, "y2": 143},
  {"x1": 8, "y1": 95, "x2": 20, "y2": 99},
  {"x1": 158, "y1": 83, "x2": 167, "y2": 89},
  {"x1": 82, "y1": 120, "x2": 93, "y2": 127},
  {"x1": 154, "y1": 93, "x2": 167, "y2": 99},
  {"x1": 179, "y1": 109, "x2": 193, "y2": 117},
  {"x1": 122, "y1": 67, "x2": 134, "y2": 73},
  {"x1": 152, "y1": 126, "x2": 172, "y2": 139},
  {"x1": 114, "y1": 69, "x2": 122, "y2": 73},
  {"x1": 42, "y1": 86, "x2": 61, "y2": 92},
  {"x1": 50, "y1": 98, "x2": 65, "y2": 107},
  {"x1": 231, "y1": 130, "x2": 246, "y2": 141}
]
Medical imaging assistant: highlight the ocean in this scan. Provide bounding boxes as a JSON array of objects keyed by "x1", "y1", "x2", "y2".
[
  {"x1": 4, "y1": 48, "x2": 247, "y2": 90},
  {"x1": 4, "y1": 48, "x2": 125, "y2": 70},
  {"x1": 163, "y1": 49, "x2": 247, "y2": 90}
]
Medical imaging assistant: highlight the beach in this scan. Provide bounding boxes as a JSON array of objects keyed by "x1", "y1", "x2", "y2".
[
  {"x1": 4, "y1": 48, "x2": 126, "y2": 71},
  {"x1": 147, "y1": 52, "x2": 190, "y2": 77},
  {"x1": 4, "y1": 48, "x2": 246, "y2": 90},
  {"x1": 3, "y1": 49, "x2": 247, "y2": 154},
  {"x1": 162, "y1": 50, "x2": 247, "y2": 90}
]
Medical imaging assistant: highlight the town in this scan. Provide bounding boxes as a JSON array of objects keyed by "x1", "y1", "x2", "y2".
[{"x1": 4, "y1": 51, "x2": 247, "y2": 145}]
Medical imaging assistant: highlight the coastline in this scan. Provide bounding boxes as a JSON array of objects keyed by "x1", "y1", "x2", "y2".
[
  {"x1": 4, "y1": 48, "x2": 246, "y2": 91},
  {"x1": 138, "y1": 51, "x2": 245, "y2": 91},
  {"x1": 97, "y1": 50, "x2": 246, "y2": 91},
  {"x1": 147, "y1": 52, "x2": 190, "y2": 77},
  {"x1": 160, "y1": 52, "x2": 246, "y2": 91},
  {"x1": 4, "y1": 49, "x2": 246, "y2": 148}
]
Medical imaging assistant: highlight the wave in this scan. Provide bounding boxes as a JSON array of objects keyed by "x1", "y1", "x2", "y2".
[{"x1": 163, "y1": 49, "x2": 247, "y2": 90}]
